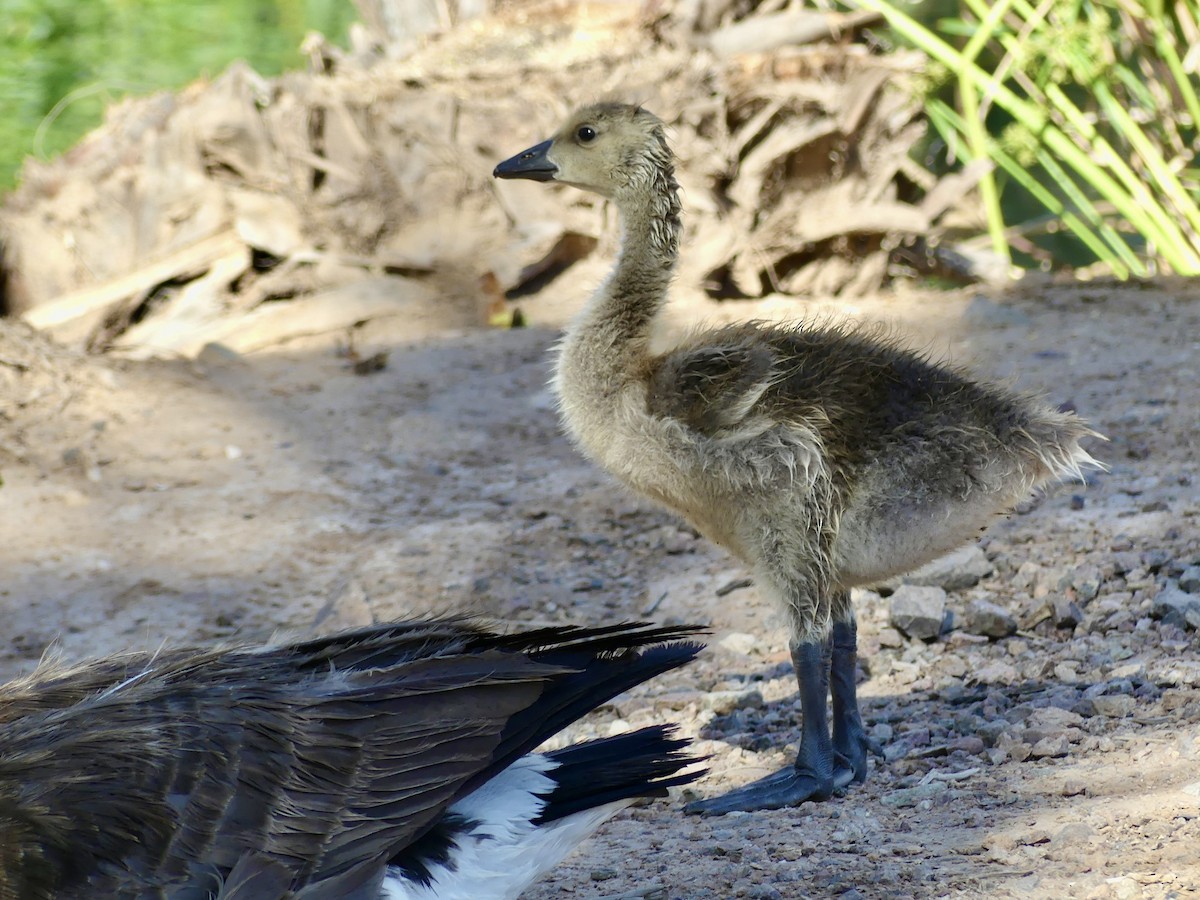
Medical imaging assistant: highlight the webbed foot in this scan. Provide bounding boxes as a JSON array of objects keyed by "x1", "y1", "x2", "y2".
[{"x1": 685, "y1": 762, "x2": 852, "y2": 816}]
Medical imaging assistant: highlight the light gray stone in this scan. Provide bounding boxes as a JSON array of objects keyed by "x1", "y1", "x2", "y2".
[
  {"x1": 702, "y1": 689, "x2": 764, "y2": 715},
  {"x1": 889, "y1": 585, "x2": 948, "y2": 640},
  {"x1": 897, "y1": 544, "x2": 995, "y2": 592},
  {"x1": 964, "y1": 598, "x2": 1018, "y2": 638},
  {"x1": 1091, "y1": 694, "x2": 1137, "y2": 717},
  {"x1": 1051, "y1": 594, "x2": 1085, "y2": 628},
  {"x1": 1152, "y1": 585, "x2": 1200, "y2": 630},
  {"x1": 718, "y1": 632, "x2": 758, "y2": 656},
  {"x1": 1179, "y1": 566, "x2": 1200, "y2": 594}
]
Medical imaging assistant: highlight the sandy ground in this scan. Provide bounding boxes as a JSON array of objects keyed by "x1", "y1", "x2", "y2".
[{"x1": 2, "y1": 270, "x2": 1198, "y2": 899}]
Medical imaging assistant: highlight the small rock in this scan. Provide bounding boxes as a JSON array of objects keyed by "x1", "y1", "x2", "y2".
[
  {"x1": 939, "y1": 654, "x2": 968, "y2": 678},
  {"x1": 1026, "y1": 707, "x2": 1084, "y2": 731},
  {"x1": 1034, "y1": 567, "x2": 1072, "y2": 599},
  {"x1": 1161, "y1": 689, "x2": 1195, "y2": 711},
  {"x1": 1007, "y1": 742, "x2": 1032, "y2": 762},
  {"x1": 1180, "y1": 566, "x2": 1200, "y2": 594},
  {"x1": 1053, "y1": 661, "x2": 1079, "y2": 683},
  {"x1": 1110, "y1": 662, "x2": 1144, "y2": 680},
  {"x1": 197, "y1": 341, "x2": 246, "y2": 366},
  {"x1": 1060, "y1": 779, "x2": 1088, "y2": 798},
  {"x1": 1152, "y1": 585, "x2": 1200, "y2": 629},
  {"x1": 702, "y1": 689, "x2": 764, "y2": 715},
  {"x1": 1051, "y1": 595, "x2": 1085, "y2": 628},
  {"x1": 1091, "y1": 694, "x2": 1137, "y2": 717},
  {"x1": 1108, "y1": 876, "x2": 1141, "y2": 900},
  {"x1": 1053, "y1": 823, "x2": 1092, "y2": 846},
  {"x1": 1030, "y1": 735, "x2": 1069, "y2": 758},
  {"x1": 895, "y1": 544, "x2": 994, "y2": 592},
  {"x1": 1072, "y1": 567, "x2": 1103, "y2": 603},
  {"x1": 949, "y1": 735, "x2": 985, "y2": 755},
  {"x1": 718, "y1": 632, "x2": 758, "y2": 656},
  {"x1": 881, "y1": 782, "x2": 948, "y2": 808},
  {"x1": 877, "y1": 626, "x2": 905, "y2": 649},
  {"x1": 1011, "y1": 560, "x2": 1041, "y2": 592},
  {"x1": 871, "y1": 722, "x2": 894, "y2": 743},
  {"x1": 976, "y1": 720, "x2": 1008, "y2": 747},
  {"x1": 973, "y1": 660, "x2": 1019, "y2": 684},
  {"x1": 963, "y1": 598, "x2": 1018, "y2": 638},
  {"x1": 659, "y1": 526, "x2": 696, "y2": 554},
  {"x1": 889, "y1": 585, "x2": 947, "y2": 640}
]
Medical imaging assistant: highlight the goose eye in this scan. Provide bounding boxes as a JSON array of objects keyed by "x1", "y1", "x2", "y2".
[{"x1": 577, "y1": 125, "x2": 597, "y2": 143}]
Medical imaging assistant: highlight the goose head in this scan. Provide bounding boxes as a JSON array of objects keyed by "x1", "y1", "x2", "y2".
[{"x1": 493, "y1": 103, "x2": 672, "y2": 203}]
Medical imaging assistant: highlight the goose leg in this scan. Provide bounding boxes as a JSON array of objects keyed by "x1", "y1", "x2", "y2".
[
  {"x1": 830, "y1": 617, "x2": 879, "y2": 784},
  {"x1": 686, "y1": 639, "x2": 849, "y2": 815}
]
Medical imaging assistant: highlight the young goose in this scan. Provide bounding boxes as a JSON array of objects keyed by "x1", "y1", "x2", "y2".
[
  {"x1": 0, "y1": 619, "x2": 704, "y2": 898},
  {"x1": 494, "y1": 103, "x2": 1102, "y2": 815}
]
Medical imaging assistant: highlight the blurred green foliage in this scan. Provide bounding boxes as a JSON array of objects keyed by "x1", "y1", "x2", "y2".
[
  {"x1": 0, "y1": 0, "x2": 358, "y2": 192},
  {"x1": 857, "y1": 0, "x2": 1200, "y2": 277}
]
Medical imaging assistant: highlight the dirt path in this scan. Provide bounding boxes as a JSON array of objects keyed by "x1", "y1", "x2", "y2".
[{"x1": 1, "y1": 277, "x2": 1197, "y2": 898}]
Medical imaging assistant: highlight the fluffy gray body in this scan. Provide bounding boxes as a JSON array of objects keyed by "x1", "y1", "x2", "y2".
[{"x1": 495, "y1": 103, "x2": 1102, "y2": 814}]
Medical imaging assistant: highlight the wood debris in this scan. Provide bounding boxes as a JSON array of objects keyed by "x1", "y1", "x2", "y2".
[{"x1": 0, "y1": 1, "x2": 989, "y2": 358}]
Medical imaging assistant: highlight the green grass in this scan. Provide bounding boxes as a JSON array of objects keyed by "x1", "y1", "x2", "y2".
[
  {"x1": 0, "y1": 0, "x2": 358, "y2": 193},
  {"x1": 854, "y1": 0, "x2": 1200, "y2": 277}
]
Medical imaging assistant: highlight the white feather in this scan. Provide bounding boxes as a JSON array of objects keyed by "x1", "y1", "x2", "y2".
[{"x1": 381, "y1": 754, "x2": 629, "y2": 900}]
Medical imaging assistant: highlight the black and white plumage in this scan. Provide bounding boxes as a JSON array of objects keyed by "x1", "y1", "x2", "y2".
[{"x1": 0, "y1": 619, "x2": 704, "y2": 899}]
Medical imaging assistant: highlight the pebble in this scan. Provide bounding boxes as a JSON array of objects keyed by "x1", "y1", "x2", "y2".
[
  {"x1": 888, "y1": 585, "x2": 947, "y2": 640},
  {"x1": 1025, "y1": 707, "x2": 1084, "y2": 734},
  {"x1": 880, "y1": 782, "x2": 948, "y2": 808},
  {"x1": 1151, "y1": 585, "x2": 1200, "y2": 629},
  {"x1": 976, "y1": 720, "x2": 1008, "y2": 747},
  {"x1": 1072, "y1": 567, "x2": 1104, "y2": 602},
  {"x1": 1179, "y1": 566, "x2": 1200, "y2": 594},
  {"x1": 1091, "y1": 694, "x2": 1137, "y2": 717},
  {"x1": 963, "y1": 598, "x2": 1018, "y2": 638},
  {"x1": 949, "y1": 735, "x2": 985, "y2": 755},
  {"x1": 889, "y1": 544, "x2": 994, "y2": 592},
  {"x1": 1054, "y1": 661, "x2": 1079, "y2": 683},
  {"x1": 1007, "y1": 742, "x2": 1033, "y2": 762},
  {"x1": 1060, "y1": 779, "x2": 1088, "y2": 798},
  {"x1": 1011, "y1": 560, "x2": 1041, "y2": 592},
  {"x1": 718, "y1": 632, "x2": 758, "y2": 656},
  {"x1": 1051, "y1": 595, "x2": 1085, "y2": 628},
  {"x1": 702, "y1": 689, "x2": 765, "y2": 715},
  {"x1": 1031, "y1": 735, "x2": 1070, "y2": 758}
]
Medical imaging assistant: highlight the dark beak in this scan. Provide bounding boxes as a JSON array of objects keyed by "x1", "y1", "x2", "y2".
[{"x1": 493, "y1": 139, "x2": 557, "y2": 182}]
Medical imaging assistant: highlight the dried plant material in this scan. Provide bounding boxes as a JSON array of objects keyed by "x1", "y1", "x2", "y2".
[{"x1": 1, "y1": 2, "x2": 980, "y2": 356}]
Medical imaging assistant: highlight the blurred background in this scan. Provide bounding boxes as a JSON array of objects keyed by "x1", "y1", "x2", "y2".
[{"x1": 0, "y1": 0, "x2": 358, "y2": 190}]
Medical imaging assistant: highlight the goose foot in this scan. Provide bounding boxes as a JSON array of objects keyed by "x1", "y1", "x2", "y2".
[
  {"x1": 687, "y1": 638, "x2": 853, "y2": 815},
  {"x1": 684, "y1": 759, "x2": 851, "y2": 815}
]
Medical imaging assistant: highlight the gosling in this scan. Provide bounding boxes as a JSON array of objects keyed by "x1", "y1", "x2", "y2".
[
  {"x1": 494, "y1": 103, "x2": 1102, "y2": 815},
  {"x1": 0, "y1": 619, "x2": 703, "y2": 897}
]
